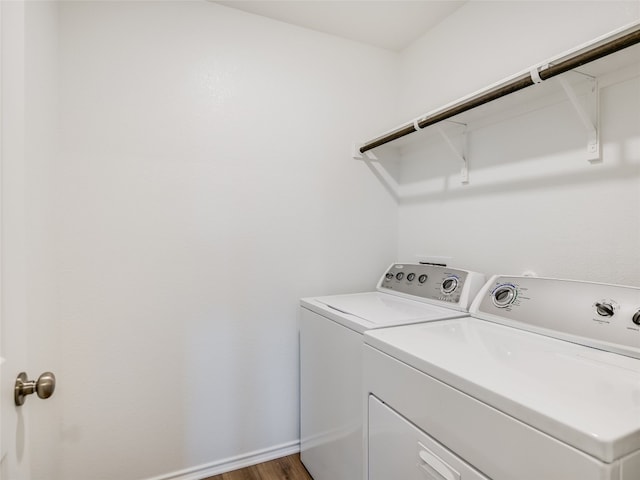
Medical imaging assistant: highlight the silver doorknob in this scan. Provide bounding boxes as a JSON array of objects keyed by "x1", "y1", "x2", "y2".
[{"x1": 14, "y1": 371, "x2": 56, "y2": 406}]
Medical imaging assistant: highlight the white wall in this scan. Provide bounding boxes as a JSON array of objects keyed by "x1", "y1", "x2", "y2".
[
  {"x1": 51, "y1": 1, "x2": 397, "y2": 479},
  {"x1": 394, "y1": 1, "x2": 640, "y2": 285}
]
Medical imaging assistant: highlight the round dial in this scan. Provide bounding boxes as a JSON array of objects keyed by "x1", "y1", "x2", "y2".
[
  {"x1": 407, "y1": 273, "x2": 416, "y2": 282},
  {"x1": 418, "y1": 274, "x2": 428, "y2": 284},
  {"x1": 395, "y1": 272, "x2": 404, "y2": 281},
  {"x1": 440, "y1": 276, "x2": 459, "y2": 295},
  {"x1": 594, "y1": 301, "x2": 615, "y2": 318},
  {"x1": 633, "y1": 310, "x2": 640, "y2": 326},
  {"x1": 385, "y1": 273, "x2": 393, "y2": 281},
  {"x1": 492, "y1": 284, "x2": 517, "y2": 308}
]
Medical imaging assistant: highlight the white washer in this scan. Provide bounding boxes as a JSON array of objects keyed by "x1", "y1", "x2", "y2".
[
  {"x1": 299, "y1": 263, "x2": 486, "y2": 480},
  {"x1": 364, "y1": 275, "x2": 640, "y2": 480}
]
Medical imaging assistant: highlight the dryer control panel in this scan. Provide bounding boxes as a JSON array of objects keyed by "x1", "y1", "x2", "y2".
[
  {"x1": 377, "y1": 263, "x2": 485, "y2": 312},
  {"x1": 471, "y1": 275, "x2": 640, "y2": 359}
]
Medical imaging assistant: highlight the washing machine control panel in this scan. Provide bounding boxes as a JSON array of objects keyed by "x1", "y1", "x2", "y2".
[
  {"x1": 471, "y1": 275, "x2": 640, "y2": 359},
  {"x1": 377, "y1": 263, "x2": 485, "y2": 311}
]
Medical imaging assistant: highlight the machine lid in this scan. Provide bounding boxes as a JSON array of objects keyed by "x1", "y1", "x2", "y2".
[
  {"x1": 314, "y1": 292, "x2": 462, "y2": 325},
  {"x1": 364, "y1": 318, "x2": 640, "y2": 463}
]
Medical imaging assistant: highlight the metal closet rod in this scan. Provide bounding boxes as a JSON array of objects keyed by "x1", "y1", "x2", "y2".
[{"x1": 359, "y1": 28, "x2": 640, "y2": 154}]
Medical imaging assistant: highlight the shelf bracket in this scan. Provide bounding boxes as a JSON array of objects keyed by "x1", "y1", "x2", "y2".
[
  {"x1": 558, "y1": 75, "x2": 600, "y2": 163},
  {"x1": 436, "y1": 122, "x2": 469, "y2": 185}
]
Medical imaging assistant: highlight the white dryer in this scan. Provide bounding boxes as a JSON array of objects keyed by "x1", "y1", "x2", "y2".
[
  {"x1": 364, "y1": 275, "x2": 640, "y2": 480},
  {"x1": 299, "y1": 263, "x2": 485, "y2": 480}
]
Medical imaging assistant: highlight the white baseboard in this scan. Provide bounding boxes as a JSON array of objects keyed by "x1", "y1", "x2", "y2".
[{"x1": 144, "y1": 440, "x2": 301, "y2": 480}]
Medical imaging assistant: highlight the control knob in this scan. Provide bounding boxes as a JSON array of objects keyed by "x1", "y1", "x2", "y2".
[
  {"x1": 440, "y1": 276, "x2": 459, "y2": 295},
  {"x1": 632, "y1": 309, "x2": 640, "y2": 326},
  {"x1": 594, "y1": 301, "x2": 615, "y2": 318},
  {"x1": 492, "y1": 284, "x2": 517, "y2": 308}
]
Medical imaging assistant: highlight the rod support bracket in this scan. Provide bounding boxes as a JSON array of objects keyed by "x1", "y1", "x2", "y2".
[
  {"x1": 437, "y1": 122, "x2": 469, "y2": 185},
  {"x1": 558, "y1": 75, "x2": 600, "y2": 163},
  {"x1": 352, "y1": 144, "x2": 378, "y2": 161},
  {"x1": 530, "y1": 63, "x2": 549, "y2": 84}
]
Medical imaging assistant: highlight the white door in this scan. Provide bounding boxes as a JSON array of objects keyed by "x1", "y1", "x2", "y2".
[
  {"x1": 1, "y1": 2, "x2": 59, "y2": 479},
  {"x1": 1, "y1": 1, "x2": 29, "y2": 477}
]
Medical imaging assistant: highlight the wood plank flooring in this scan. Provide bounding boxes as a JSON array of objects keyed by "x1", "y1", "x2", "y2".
[{"x1": 203, "y1": 454, "x2": 313, "y2": 480}]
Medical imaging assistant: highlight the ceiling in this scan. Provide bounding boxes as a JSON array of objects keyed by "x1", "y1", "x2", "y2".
[{"x1": 214, "y1": 1, "x2": 467, "y2": 51}]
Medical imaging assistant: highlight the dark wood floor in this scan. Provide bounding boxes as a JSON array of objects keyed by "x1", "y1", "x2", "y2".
[{"x1": 203, "y1": 454, "x2": 313, "y2": 480}]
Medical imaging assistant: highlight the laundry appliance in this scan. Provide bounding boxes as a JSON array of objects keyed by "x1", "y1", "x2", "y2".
[
  {"x1": 299, "y1": 263, "x2": 486, "y2": 480},
  {"x1": 364, "y1": 275, "x2": 640, "y2": 480}
]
